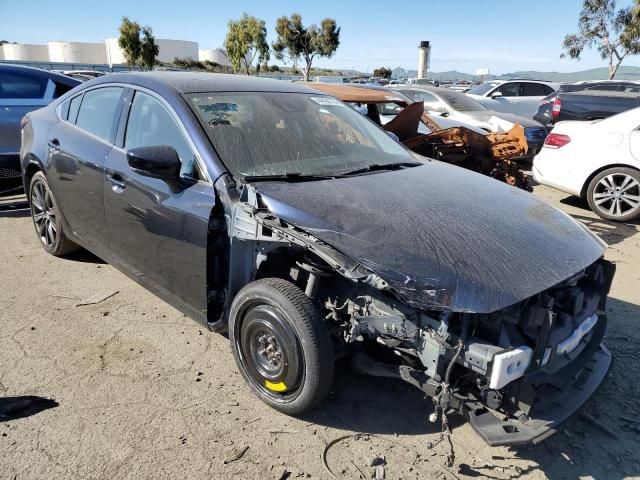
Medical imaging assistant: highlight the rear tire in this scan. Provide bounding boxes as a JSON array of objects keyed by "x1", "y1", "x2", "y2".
[
  {"x1": 29, "y1": 172, "x2": 79, "y2": 256},
  {"x1": 229, "y1": 278, "x2": 334, "y2": 415},
  {"x1": 587, "y1": 167, "x2": 640, "y2": 222}
]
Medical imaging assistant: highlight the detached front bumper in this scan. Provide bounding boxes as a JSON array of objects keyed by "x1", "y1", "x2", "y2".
[{"x1": 464, "y1": 315, "x2": 611, "y2": 446}]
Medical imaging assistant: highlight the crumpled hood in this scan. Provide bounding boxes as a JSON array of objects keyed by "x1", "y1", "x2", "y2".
[{"x1": 254, "y1": 161, "x2": 606, "y2": 313}]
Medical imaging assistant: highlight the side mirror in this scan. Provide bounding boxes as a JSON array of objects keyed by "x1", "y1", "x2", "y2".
[
  {"x1": 428, "y1": 106, "x2": 450, "y2": 117},
  {"x1": 490, "y1": 91, "x2": 503, "y2": 99},
  {"x1": 127, "y1": 145, "x2": 181, "y2": 180}
]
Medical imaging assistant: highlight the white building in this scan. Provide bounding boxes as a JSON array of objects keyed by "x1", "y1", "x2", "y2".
[
  {"x1": 155, "y1": 39, "x2": 198, "y2": 62},
  {"x1": 2, "y1": 43, "x2": 49, "y2": 62},
  {"x1": 104, "y1": 38, "x2": 126, "y2": 66},
  {"x1": 48, "y1": 41, "x2": 107, "y2": 64},
  {"x1": 104, "y1": 38, "x2": 199, "y2": 66},
  {"x1": 198, "y1": 48, "x2": 231, "y2": 66}
]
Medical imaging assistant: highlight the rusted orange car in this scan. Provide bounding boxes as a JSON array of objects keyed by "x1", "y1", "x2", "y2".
[{"x1": 305, "y1": 83, "x2": 532, "y2": 191}]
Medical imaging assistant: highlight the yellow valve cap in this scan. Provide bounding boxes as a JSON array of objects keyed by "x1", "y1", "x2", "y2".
[{"x1": 265, "y1": 380, "x2": 288, "y2": 392}]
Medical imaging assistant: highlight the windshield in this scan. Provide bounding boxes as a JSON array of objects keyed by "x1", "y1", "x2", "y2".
[
  {"x1": 467, "y1": 82, "x2": 500, "y2": 96},
  {"x1": 436, "y1": 90, "x2": 488, "y2": 111},
  {"x1": 188, "y1": 92, "x2": 415, "y2": 178}
]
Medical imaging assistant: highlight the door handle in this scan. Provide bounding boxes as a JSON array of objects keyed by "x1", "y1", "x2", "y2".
[
  {"x1": 47, "y1": 138, "x2": 60, "y2": 151},
  {"x1": 106, "y1": 174, "x2": 126, "y2": 191}
]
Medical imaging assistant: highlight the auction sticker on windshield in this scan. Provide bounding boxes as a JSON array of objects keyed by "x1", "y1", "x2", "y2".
[{"x1": 310, "y1": 97, "x2": 344, "y2": 106}]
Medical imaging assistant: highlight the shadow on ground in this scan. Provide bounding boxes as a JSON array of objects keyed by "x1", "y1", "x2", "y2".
[
  {"x1": 0, "y1": 396, "x2": 58, "y2": 422},
  {"x1": 0, "y1": 196, "x2": 29, "y2": 218},
  {"x1": 559, "y1": 195, "x2": 639, "y2": 247},
  {"x1": 303, "y1": 365, "x2": 458, "y2": 436}
]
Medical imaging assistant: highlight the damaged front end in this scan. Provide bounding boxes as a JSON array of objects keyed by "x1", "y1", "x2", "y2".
[{"x1": 212, "y1": 172, "x2": 614, "y2": 447}]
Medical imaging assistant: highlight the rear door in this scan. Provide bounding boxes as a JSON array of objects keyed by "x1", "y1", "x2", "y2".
[
  {"x1": 103, "y1": 88, "x2": 214, "y2": 320},
  {"x1": 47, "y1": 86, "x2": 125, "y2": 250},
  {"x1": 519, "y1": 82, "x2": 555, "y2": 117}
]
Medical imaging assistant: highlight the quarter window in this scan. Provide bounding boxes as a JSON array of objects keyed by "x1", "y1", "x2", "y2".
[
  {"x1": 75, "y1": 87, "x2": 123, "y2": 142},
  {"x1": 0, "y1": 71, "x2": 47, "y2": 100},
  {"x1": 67, "y1": 94, "x2": 82, "y2": 123},
  {"x1": 125, "y1": 91, "x2": 197, "y2": 178}
]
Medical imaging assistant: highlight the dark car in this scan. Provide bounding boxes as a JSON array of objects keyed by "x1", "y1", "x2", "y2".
[
  {"x1": 534, "y1": 81, "x2": 640, "y2": 126},
  {"x1": 21, "y1": 72, "x2": 615, "y2": 446},
  {"x1": 0, "y1": 64, "x2": 80, "y2": 192}
]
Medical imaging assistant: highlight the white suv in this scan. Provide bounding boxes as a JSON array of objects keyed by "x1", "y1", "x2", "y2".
[{"x1": 466, "y1": 80, "x2": 559, "y2": 118}]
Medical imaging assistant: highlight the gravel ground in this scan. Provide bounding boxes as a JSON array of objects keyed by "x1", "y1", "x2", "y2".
[{"x1": 1, "y1": 185, "x2": 639, "y2": 480}]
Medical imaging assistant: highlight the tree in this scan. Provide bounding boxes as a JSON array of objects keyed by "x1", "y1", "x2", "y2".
[
  {"x1": 140, "y1": 27, "x2": 159, "y2": 71},
  {"x1": 118, "y1": 17, "x2": 142, "y2": 67},
  {"x1": 272, "y1": 13, "x2": 341, "y2": 81},
  {"x1": 373, "y1": 67, "x2": 392, "y2": 79},
  {"x1": 561, "y1": 0, "x2": 640, "y2": 79},
  {"x1": 224, "y1": 14, "x2": 270, "y2": 75},
  {"x1": 117, "y1": 17, "x2": 159, "y2": 70}
]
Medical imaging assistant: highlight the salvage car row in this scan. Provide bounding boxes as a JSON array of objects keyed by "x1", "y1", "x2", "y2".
[{"x1": 16, "y1": 70, "x2": 618, "y2": 447}]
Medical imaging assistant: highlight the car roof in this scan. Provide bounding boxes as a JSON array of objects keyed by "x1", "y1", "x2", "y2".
[
  {"x1": 0, "y1": 63, "x2": 81, "y2": 85},
  {"x1": 86, "y1": 71, "x2": 318, "y2": 95}
]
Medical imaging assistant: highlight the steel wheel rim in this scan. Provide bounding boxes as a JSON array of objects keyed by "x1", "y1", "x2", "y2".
[
  {"x1": 237, "y1": 303, "x2": 303, "y2": 399},
  {"x1": 31, "y1": 181, "x2": 58, "y2": 248},
  {"x1": 593, "y1": 173, "x2": 640, "y2": 218}
]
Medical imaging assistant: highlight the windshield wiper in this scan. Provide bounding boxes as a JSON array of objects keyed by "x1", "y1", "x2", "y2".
[
  {"x1": 242, "y1": 172, "x2": 334, "y2": 183},
  {"x1": 334, "y1": 161, "x2": 422, "y2": 177}
]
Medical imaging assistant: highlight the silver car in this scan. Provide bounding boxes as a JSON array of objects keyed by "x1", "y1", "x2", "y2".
[{"x1": 392, "y1": 85, "x2": 548, "y2": 160}]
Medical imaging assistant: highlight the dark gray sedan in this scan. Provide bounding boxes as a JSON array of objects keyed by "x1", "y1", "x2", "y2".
[
  {"x1": 21, "y1": 72, "x2": 614, "y2": 446},
  {"x1": 0, "y1": 64, "x2": 79, "y2": 191}
]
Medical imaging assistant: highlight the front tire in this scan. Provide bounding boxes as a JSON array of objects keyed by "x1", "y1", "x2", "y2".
[
  {"x1": 587, "y1": 167, "x2": 640, "y2": 222},
  {"x1": 229, "y1": 278, "x2": 334, "y2": 415},
  {"x1": 29, "y1": 171, "x2": 78, "y2": 256}
]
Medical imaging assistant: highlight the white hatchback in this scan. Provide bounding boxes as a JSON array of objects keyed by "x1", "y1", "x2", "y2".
[
  {"x1": 533, "y1": 107, "x2": 640, "y2": 222},
  {"x1": 467, "y1": 80, "x2": 559, "y2": 118}
]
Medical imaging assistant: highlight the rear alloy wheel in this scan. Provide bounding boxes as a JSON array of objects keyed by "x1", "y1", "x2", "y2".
[
  {"x1": 29, "y1": 172, "x2": 78, "y2": 256},
  {"x1": 587, "y1": 167, "x2": 640, "y2": 222},
  {"x1": 229, "y1": 278, "x2": 334, "y2": 415}
]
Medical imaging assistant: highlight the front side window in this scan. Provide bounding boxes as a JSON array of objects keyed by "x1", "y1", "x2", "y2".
[
  {"x1": 0, "y1": 71, "x2": 47, "y2": 100},
  {"x1": 189, "y1": 92, "x2": 415, "y2": 178},
  {"x1": 467, "y1": 82, "x2": 501, "y2": 96},
  {"x1": 436, "y1": 90, "x2": 488, "y2": 111},
  {"x1": 75, "y1": 87, "x2": 123, "y2": 142},
  {"x1": 495, "y1": 82, "x2": 519, "y2": 97},
  {"x1": 125, "y1": 91, "x2": 197, "y2": 178}
]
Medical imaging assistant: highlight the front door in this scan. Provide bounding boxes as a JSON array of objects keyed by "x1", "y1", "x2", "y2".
[{"x1": 103, "y1": 89, "x2": 215, "y2": 319}]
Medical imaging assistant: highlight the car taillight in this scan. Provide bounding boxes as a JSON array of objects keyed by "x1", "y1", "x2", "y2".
[
  {"x1": 551, "y1": 96, "x2": 561, "y2": 119},
  {"x1": 543, "y1": 133, "x2": 571, "y2": 149}
]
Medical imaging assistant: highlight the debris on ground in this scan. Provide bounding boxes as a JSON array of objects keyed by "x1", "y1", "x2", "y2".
[
  {"x1": 74, "y1": 290, "x2": 119, "y2": 307},
  {"x1": 223, "y1": 444, "x2": 249, "y2": 464}
]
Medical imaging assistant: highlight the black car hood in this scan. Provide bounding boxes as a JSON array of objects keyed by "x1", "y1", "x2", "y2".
[{"x1": 254, "y1": 162, "x2": 606, "y2": 313}]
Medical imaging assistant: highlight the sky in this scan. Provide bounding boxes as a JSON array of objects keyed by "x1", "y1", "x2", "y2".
[{"x1": 1, "y1": 0, "x2": 637, "y2": 74}]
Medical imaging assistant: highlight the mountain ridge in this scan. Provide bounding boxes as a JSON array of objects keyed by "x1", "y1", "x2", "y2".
[{"x1": 391, "y1": 66, "x2": 640, "y2": 82}]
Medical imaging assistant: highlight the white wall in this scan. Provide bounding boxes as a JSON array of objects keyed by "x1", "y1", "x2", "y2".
[
  {"x1": 48, "y1": 41, "x2": 107, "y2": 64},
  {"x1": 156, "y1": 39, "x2": 198, "y2": 62},
  {"x1": 2, "y1": 43, "x2": 49, "y2": 62},
  {"x1": 0, "y1": 45, "x2": 4, "y2": 60},
  {"x1": 104, "y1": 38, "x2": 126, "y2": 66},
  {"x1": 198, "y1": 48, "x2": 231, "y2": 66}
]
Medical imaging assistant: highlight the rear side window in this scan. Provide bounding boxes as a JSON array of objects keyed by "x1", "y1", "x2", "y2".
[
  {"x1": 521, "y1": 83, "x2": 549, "y2": 96},
  {"x1": 0, "y1": 71, "x2": 47, "y2": 99},
  {"x1": 75, "y1": 87, "x2": 123, "y2": 142}
]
